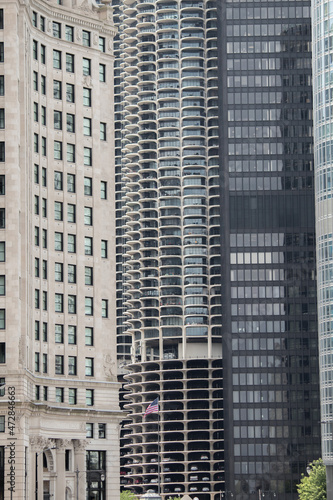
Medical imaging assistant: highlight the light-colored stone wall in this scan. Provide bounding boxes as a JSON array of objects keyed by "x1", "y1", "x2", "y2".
[{"x1": 0, "y1": 0, "x2": 122, "y2": 497}]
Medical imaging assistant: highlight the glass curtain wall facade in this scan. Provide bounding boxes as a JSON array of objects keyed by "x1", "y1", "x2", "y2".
[
  {"x1": 312, "y1": 0, "x2": 333, "y2": 496},
  {"x1": 218, "y1": 1, "x2": 321, "y2": 499},
  {"x1": 114, "y1": 0, "x2": 223, "y2": 498}
]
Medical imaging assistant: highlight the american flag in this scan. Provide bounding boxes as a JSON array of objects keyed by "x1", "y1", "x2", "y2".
[{"x1": 144, "y1": 397, "x2": 159, "y2": 418}]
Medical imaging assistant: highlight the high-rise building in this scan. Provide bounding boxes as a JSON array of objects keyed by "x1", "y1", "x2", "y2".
[
  {"x1": 114, "y1": 0, "x2": 223, "y2": 497},
  {"x1": 0, "y1": 0, "x2": 122, "y2": 498},
  {"x1": 312, "y1": 0, "x2": 333, "y2": 497},
  {"x1": 218, "y1": 0, "x2": 321, "y2": 499}
]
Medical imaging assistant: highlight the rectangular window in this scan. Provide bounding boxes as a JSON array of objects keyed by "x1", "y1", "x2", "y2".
[
  {"x1": 0, "y1": 276, "x2": 5, "y2": 296},
  {"x1": 99, "y1": 64, "x2": 106, "y2": 82},
  {"x1": 66, "y1": 53, "x2": 74, "y2": 73},
  {"x1": 84, "y1": 177, "x2": 92, "y2": 196},
  {"x1": 0, "y1": 242, "x2": 4, "y2": 261},
  {"x1": 34, "y1": 103, "x2": 38, "y2": 122},
  {"x1": 68, "y1": 264, "x2": 76, "y2": 283},
  {"x1": 101, "y1": 240, "x2": 108, "y2": 258},
  {"x1": 84, "y1": 207, "x2": 92, "y2": 226},
  {"x1": 83, "y1": 88, "x2": 91, "y2": 107},
  {"x1": 53, "y1": 80, "x2": 62, "y2": 100},
  {"x1": 83, "y1": 58, "x2": 91, "y2": 76},
  {"x1": 0, "y1": 43, "x2": 4, "y2": 63},
  {"x1": 100, "y1": 181, "x2": 107, "y2": 199},
  {"x1": 35, "y1": 385, "x2": 40, "y2": 400},
  {"x1": 53, "y1": 22, "x2": 61, "y2": 38},
  {"x1": 102, "y1": 299, "x2": 108, "y2": 318},
  {"x1": 42, "y1": 198, "x2": 47, "y2": 218},
  {"x1": 0, "y1": 175, "x2": 4, "y2": 195},
  {"x1": 33, "y1": 40, "x2": 38, "y2": 60},
  {"x1": 33, "y1": 71, "x2": 38, "y2": 91},
  {"x1": 55, "y1": 387, "x2": 64, "y2": 402},
  {"x1": 42, "y1": 322, "x2": 47, "y2": 342},
  {"x1": 99, "y1": 37, "x2": 105, "y2": 52},
  {"x1": 54, "y1": 171, "x2": 63, "y2": 190},
  {"x1": 54, "y1": 201, "x2": 63, "y2": 221},
  {"x1": 54, "y1": 232, "x2": 63, "y2": 251},
  {"x1": 41, "y1": 106, "x2": 46, "y2": 125},
  {"x1": 84, "y1": 147, "x2": 92, "y2": 166},
  {"x1": 55, "y1": 262, "x2": 63, "y2": 282},
  {"x1": 85, "y1": 327, "x2": 93, "y2": 346},
  {"x1": 66, "y1": 114, "x2": 75, "y2": 133},
  {"x1": 86, "y1": 423, "x2": 94, "y2": 438},
  {"x1": 83, "y1": 117, "x2": 91, "y2": 136},
  {"x1": 35, "y1": 289, "x2": 40, "y2": 309},
  {"x1": 0, "y1": 10, "x2": 3, "y2": 29},
  {"x1": 0, "y1": 142, "x2": 4, "y2": 162},
  {"x1": 42, "y1": 260, "x2": 47, "y2": 280},
  {"x1": 41, "y1": 75, "x2": 46, "y2": 95},
  {"x1": 68, "y1": 295, "x2": 76, "y2": 314},
  {"x1": 55, "y1": 355, "x2": 64, "y2": 375},
  {"x1": 85, "y1": 297, "x2": 93, "y2": 316},
  {"x1": 43, "y1": 386, "x2": 48, "y2": 401},
  {"x1": 0, "y1": 415, "x2": 4, "y2": 432},
  {"x1": 68, "y1": 234, "x2": 76, "y2": 253},
  {"x1": 35, "y1": 258, "x2": 39, "y2": 277},
  {"x1": 0, "y1": 76, "x2": 4, "y2": 96},
  {"x1": 82, "y1": 30, "x2": 91, "y2": 47},
  {"x1": 68, "y1": 325, "x2": 76, "y2": 344},
  {"x1": 54, "y1": 141, "x2": 62, "y2": 161},
  {"x1": 42, "y1": 291, "x2": 47, "y2": 311},
  {"x1": 65, "y1": 25, "x2": 74, "y2": 42},
  {"x1": 100, "y1": 122, "x2": 106, "y2": 141},
  {"x1": 41, "y1": 137, "x2": 46, "y2": 157},
  {"x1": 0, "y1": 310, "x2": 5, "y2": 329},
  {"x1": 55, "y1": 293, "x2": 63, "y2": 313},
  {"x1": 54, "y1": 111, "x2": 62, "y2": 130},
  {"x1": 35, "y1": 352, "x2": 40, "y2": 372},
  {"x1": 69, "y1": 388, "x2": 77, "y2": 405},
  {"x1": 67, "y1": 174, "x2": 75, "y2": 193},
  {"x1": 34, "y1": 134, "x2": 39, "y2": 154},
  {"x1": 85, "y1": 358, "x2": 94, "y2": 377},
  {"x1": 42, "y1": 167, "x2": 47, "y2": 187},
  {"x1": 35, "y1": 321, "x2": 40, "y2": 340},
  {"x1": 85, "y1": 267, "x2": 93, "y2": 285},
  {"x1": 40, "y1": 16, "x2": 45, "y2": 31},
  {"x1": 34, "y1": 227, "x2": 39, "y2": 246},
  {"x1": 53, "y1": 50, "x2": 61, "y2": 69},
  {"x1": 66, "y1": 84, "x2": 74, "y2": 103},
  {"x1": 55, "y1": 324, "x2": 64, "y2": 343},
  {"x1": 34, "y1": 164, "x2": 39, "y2": 184},
  {"x1": 42, "y1": 353, "x2": 47, "y2": 373},
  {"x1": 42, "y1": 229, "x2": 47, "y2": 248},
  {"x1": 32, "y1": 11, "x2": 37, "y2": 26},
  {"x1": 86, "y1": 389, "x2": 94, "y2": 406},
  {"x1": 84, "y1": 237, "x2": 93, "y2": 256},
  {"x1": 98, "y1": 423, "x2": 106, "y2": 439},
  {"x1": 67, "y1": 204, "x2": 76, "y2": 224},
  {"x1": 41, "y1": 44, "x2": 46, "y2": 64},
  {"x1": 68, "y1": 356, "x2": 77, "y2": 375},
  {"x1": 67, "y1": 143, "x2": 75, "y2": 163},
  {"x1": 0, "y1": 208, "x2": 6, "y2": 228}
]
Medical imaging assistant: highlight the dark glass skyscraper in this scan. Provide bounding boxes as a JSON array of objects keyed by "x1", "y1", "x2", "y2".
[{"x1": 218, "y1": 1, "x2": 321, "y2": 498}]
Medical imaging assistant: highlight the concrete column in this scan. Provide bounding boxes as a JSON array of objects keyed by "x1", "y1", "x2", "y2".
[
  {"x1": 73, "y1": 439, "x2": 88, "y2": 500},
  {"x1": 326, "y1": 464, "x2": 333, "y2": 500},
  {"x1": 37, "y1": 451, "x2": 43, "y2": 500},
  {"x1": 55, "y1": 440, "x2": 66, "y2": 499}
]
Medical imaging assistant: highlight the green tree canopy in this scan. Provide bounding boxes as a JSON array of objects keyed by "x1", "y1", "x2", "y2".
[
  {"x1": 120, "y1": 490, "x2": 139, "y2": 500},
  {"x1": 297, "y1": 458, "x2": 327, "y2": 500}
]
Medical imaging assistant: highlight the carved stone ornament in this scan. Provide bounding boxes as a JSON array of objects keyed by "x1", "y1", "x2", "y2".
[
  {"x1": 73, "y1": 439, "x2": 89, "y2": 452},
  {"x1": 29, "y1": 436, "x2": 56, "y2": 452},
  {"x1": 103, "y1": 353, "x2": 116, "y2": 380}
]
